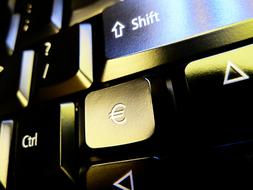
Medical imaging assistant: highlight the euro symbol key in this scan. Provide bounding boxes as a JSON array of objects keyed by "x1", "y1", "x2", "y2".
[{"x1": 109, "y1": 103, "x2": 127, "y2": 125}]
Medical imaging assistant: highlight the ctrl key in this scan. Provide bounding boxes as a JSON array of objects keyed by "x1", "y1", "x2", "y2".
[
  {"x1": 81, "y1": 157, "x2": 167, "y2": 190},
  {"x1": 14, "y1": 103, "x2": 77, "y2": 190}
]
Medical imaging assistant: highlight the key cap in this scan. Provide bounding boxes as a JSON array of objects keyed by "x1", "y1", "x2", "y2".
[
  {"x1": 185, "y1": 44, "x2": 253, "y2": 145},
  {"x1": 0, "y1": 0, "x2": 12, "y2": 59},
  {"x1": 69, "y1": 0, "x2": 121, "y2": 26},
  {"x1": 32, "y1": 23, "x2": 93, "y2": 100},
  {"x1": 5, "y1": 13, "x2": 21, "y2": 55},
  {"x1": 0, "y1": 120, "x2": 14, "y2": 190},
  {"x1": 8, "y1": 0, "x2": 16, "y2": 12},
  {"x1": 85, "y1": 78, "x2": 155, "y2": 148},
  {"x1": 8, "y1": 0, "x2": 66, "y2": 53},
  {"x1": 14, "y1": 102, "x2": 77, "y2": 190},
  {"x1": 102, "y1": 0, "x2": 253, "y2": 82},
  {"x1": 0, "y1": 50, "x2": 35, "y2": 114},
  {"x1": 80, "y1": 157, "x2": 167, "y2": 190}
]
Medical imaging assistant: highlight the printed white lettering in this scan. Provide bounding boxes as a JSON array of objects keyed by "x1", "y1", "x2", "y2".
[
  {"x1": 22, "y1": 132, "x2": 38, "y2": 148},
  {"x1": 131, "y1": 18, "x2": 138, "y2": 31},
  {"x1": 131, "y1": 11, "x2": 160, "y2": 31}
]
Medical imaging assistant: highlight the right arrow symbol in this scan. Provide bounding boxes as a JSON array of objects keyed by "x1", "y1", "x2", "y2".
[
  {"x1": 223, "y1": 60, "x2": 250, "y2": 85},
  {"x1": 111, "y1": 21, "x2": 125, "y2": 38},
  {"x1": 113, "y1": 170, "x2": 134, "y2": 190}
]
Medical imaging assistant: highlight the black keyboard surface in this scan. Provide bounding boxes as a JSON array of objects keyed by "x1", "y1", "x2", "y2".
[{"x1": 1, "y1": 0, "x2": 253, "y2": 189}]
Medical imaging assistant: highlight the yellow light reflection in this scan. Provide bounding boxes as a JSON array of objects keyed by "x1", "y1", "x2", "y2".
[
  {"x1": 16, "y1": 50, "x2": 35, "y2": 107},
  {"x1": 59, "y1": 102, "x2": 75, "y2": 182},
  {"x1": 0, "y1": 120, "x2": 13, "y2": 188},
  {"x1": 185, "y1": 44, "x2": 253, "y2": 83},
  {"x1": 102, "y1": 49, "x2": 165, "y2": 82}
]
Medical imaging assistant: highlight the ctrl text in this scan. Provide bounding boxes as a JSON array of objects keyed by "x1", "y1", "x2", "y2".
[{"x1": 22, "y1": 132, "x2": 38, "y2": 148}]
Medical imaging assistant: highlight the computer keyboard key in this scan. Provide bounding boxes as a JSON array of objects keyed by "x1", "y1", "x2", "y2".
[
  {"x1": 16, "y1": 50, "x2": 35, "y2": 107},
  {"x1": 0, "y1": 120, "x2": 14, "y2": 189},
  {"x1": 186, "y1": 46, "x2": 250, "y2": 86},
  {"x1": 104, "y1": 0, "x2": 253, "y2": 59},
  {"x1": 0, "y1": 50, "x2": 35, "y2": 114},
  {"x1": 102, "y1": 0, "x2": 253, "y2": 82},
  {"x1": 5, "y1": 13, "x2": 21, "y2": 55},
  {"x1": 69, "y1": 0, "x2": 121, "y2": 26},
  {"x1": 85, "y1": 78, "x2": 155, "y2": 148},
  {"x1": 14, "y1": 102, "x2": 77, "y2": 189},
  {"x1": 0, "y1": 1, "x2": 12, "y2": 59},
  {"x1": 185, "y1": 44, "x2": 253, "y2": 144},
  {"x1": 185, "y1": 44, "x2": 253, "y2": 105},
  {"x1": 33, "y1": 23, "x2": 93, "y2": 100},
  {"x1": 10, "y1": 0, "x2": 66, "y2": 51},
  {"x1": 82, "y1": 157, "x2": 165, "y2": 190}
]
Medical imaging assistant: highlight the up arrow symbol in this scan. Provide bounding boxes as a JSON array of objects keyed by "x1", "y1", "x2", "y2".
[
  {"x1": 223, "y1": 60, "x2": 250, "y2": 85},
  {"x1": 113, "y1": 170, "x2": 134, "y2": 190},
  {"x1": 111, "y1": 21, "x2": 125, "y2": 38}
]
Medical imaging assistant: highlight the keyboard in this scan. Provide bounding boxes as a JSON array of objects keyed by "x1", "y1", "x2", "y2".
[{"x1": 1, "y1": 0, "x2": 253, "y2": 189}]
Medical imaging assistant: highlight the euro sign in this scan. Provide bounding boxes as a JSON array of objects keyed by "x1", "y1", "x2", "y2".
[{"x1": 109, "y1": 103, "x2": 126, "y2": 125}]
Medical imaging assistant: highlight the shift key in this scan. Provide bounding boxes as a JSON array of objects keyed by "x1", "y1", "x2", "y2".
[{"x1": 102, "y1": 0, "x2": 253, "y2": 81}]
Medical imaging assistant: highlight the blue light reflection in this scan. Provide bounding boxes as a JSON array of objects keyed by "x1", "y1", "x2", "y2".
[{"x1": 161, "y1": 0, "x2": 253, "y2": 44}]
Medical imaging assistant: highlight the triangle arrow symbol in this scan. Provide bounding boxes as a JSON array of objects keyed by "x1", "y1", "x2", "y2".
[
  {"x1": 113, "y1": 170, "x2": 134, "y2": 190},
  {"x1": 223, "y1": 60, "x2": 249, "y2": 85}
]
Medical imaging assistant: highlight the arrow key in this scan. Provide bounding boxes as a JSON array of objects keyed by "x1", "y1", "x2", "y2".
[
  {"x1": 81, "y1": 157, "x2": 167, "y2": 190},
  {"x1": 185, "y1": 44, "x2": 253, "y2": 145}
]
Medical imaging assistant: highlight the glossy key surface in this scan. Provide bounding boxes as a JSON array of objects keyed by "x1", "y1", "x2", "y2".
[{"x1": 85, "y1": 78, "x2": 155, "y2": 148}]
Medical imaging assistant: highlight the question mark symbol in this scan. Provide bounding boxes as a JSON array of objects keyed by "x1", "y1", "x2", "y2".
[{"x1": 44, "y1": 42, "x2": 51, "y2": 56}]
